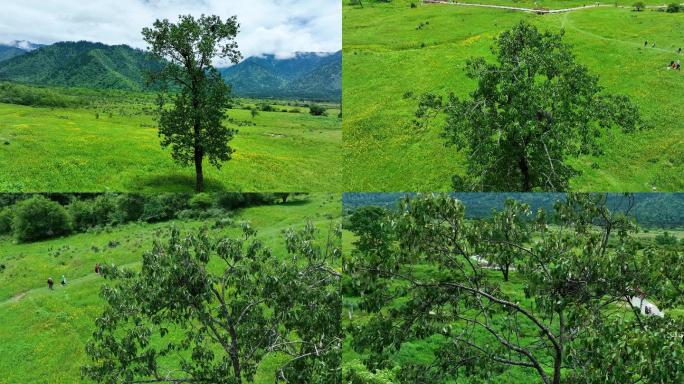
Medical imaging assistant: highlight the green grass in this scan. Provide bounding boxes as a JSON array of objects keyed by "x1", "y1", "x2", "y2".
[
  {"x1": 0, "y1": 194, "x2": 341, "y2": 384},
  {"x1": 343, "y1": 0, "x2": 684, "y2": 191},
  {"x1": 0, "y1": 90, "x2": 341, "y2": 192}
]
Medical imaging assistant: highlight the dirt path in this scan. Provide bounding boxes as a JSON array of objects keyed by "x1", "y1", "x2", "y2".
[
  {"x1": 423, "y1": 0, "x2": 681, "y2": 14},
  {"x1": 0, "y1": 261, "x2": 138, "y2": 307}
]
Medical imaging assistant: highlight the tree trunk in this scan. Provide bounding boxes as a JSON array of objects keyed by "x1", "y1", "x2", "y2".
[
  {"x1": 194, "y1": 144, "x2": 204, "y2": 192},
  {"x1": 519, "y1": 156, "x2": 531, "y2": 192},
  {"x1": 502, "y1": 264, "x2": 509, "y2": 282},
  {"x1": 229, "y1": 324, "x2": 242, "y2": 382}
]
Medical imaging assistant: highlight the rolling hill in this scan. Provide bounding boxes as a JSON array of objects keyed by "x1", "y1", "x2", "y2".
[
  {"x1": 219, "y1": 51, "x2": 342, "y2": 101},
  {"x1": 0, "y1": 41, "x2": 160, "y2": 90}
]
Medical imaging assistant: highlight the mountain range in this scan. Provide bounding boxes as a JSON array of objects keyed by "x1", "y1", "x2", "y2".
[
  {"x1": 0, "y1": 40, "x2": 44, "y2": 62},
  {"x1": 219, "y1": 51, "x2": 341, "y2": 101},
  {"x1": 343, "y1": 193, "x2": 684, "y2": 228},
  {"x1": 0, "y1": 40, "x2": 341, "y2": 101}
]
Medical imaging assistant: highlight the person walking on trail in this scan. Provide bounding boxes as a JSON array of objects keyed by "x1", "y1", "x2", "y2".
[
  {"x1": 47, "y1": 277, "x2": 54, "y2": 290},
  {"x1": 95, "y1": 263, "x2": 100, "y2": 275},
  {"x1": 61, "y1": 275, "x2": 67, "y2": 286}
]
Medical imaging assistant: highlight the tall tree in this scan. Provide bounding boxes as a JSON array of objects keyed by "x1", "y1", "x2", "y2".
[
  {"x1": 82, "y1": 222, "x2": 342, "y2": 383},
  {"x1": 143, "y1": 15, "x2": 242, "y2": 192},
  {"x1": 346, "y1": 193, "x2": 684, "y2": 384},
  {"x1": 416, "y1": 21, "x2": 642, "y2": 192}
]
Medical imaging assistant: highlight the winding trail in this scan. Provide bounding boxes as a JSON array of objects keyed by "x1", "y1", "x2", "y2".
[{"x1": 423, "y1": 0, "x2": 682, "y2": 14}]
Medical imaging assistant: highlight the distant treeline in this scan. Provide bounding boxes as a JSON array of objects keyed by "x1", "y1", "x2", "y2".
[
  {"x1": 343, "y1": 193, "x2": 684, "y2": 228},
  {"x1": 0, "y1": 192, "x2": 304, "y2": 243}
]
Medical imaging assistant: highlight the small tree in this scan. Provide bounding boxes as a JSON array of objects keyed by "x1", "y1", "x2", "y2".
[
  {"x1": 13, "y1": 195, "x2": 70, "y2": 242},
  {"x1": 633, "y1": 1, "x2": 645, "y2": 11},
  {"x1": 666, "y1": 3, "x2": 680, "y2": 12},
  {"x1": 416, "y1": 21, "x2": 642, "y2": 191},
  {"x1": 309, "y1": 104, "x2": 328, "y2": 116},
  {"x1": 83, "y1": 222, "x2": 342, "y2": 383},
  {"x1": 250, "y1": 107, "x2": 259, "y2": 119},
  {"x1": 479, "y1": 199, "x2": 531, "y2": 281},
  {"x1": 143, "y1": 15, "x2": 242, "y2": 192}
]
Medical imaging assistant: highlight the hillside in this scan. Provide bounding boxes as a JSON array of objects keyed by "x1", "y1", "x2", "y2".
[
  {"x1": 0, "y1": 40, "x2": 43, "y2": 62},
  {"x1": 0, "y1": 194, "x2": 341, "y2": 383},
  {"x1": 0, "y1": 41, "x2": 160, "y2": 90},
  {"x1": 219, "y1": 51, "x2": 342, "y2": 101},
  {"x1": 343, "y1": 193, "x2": 684, "y2": 228}
]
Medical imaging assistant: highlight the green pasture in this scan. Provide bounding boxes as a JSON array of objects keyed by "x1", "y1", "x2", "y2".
[
  {"x1": 0, "y1": 90, "x2": 341, "y2": 192},
  {"x1": 343, "y1": 0, "x2": 684, "y2": 191},
  {"x1": 0, "y1": 194, "x2": 341, "y2": 384}
]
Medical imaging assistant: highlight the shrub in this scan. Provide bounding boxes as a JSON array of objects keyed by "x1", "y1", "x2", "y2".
[
  {"x1": 216, "y1": 193, "x2": 247, "y2": 210},
  {"x1": 112, "y1": 194, "x2": 146, "y2": 224},
  {"x1": 655, "y1": 231, "x2": 678, "y2": 246},
  {"x1": 309, "y1": 104, "x2": 328, "y2": 116},
  {"x1": 666, "y1": 3, "x2": 680, "y2": 12},
  {"x1": 633, "y1": 1, "x2": 645, "y2": 11},
  {"x1": 189, "y1": 193, "x2": 214, "y2": 210},
  {"x1": 13, "y1": 196, "x2": 71, "y2": 242},
  {"x1": 69, "y1": 195, "x2": 116, "y2": 231},
  {"x1": 142, "y1": 193, "x2": 189, "y2": 222},
  {"x1": 0, "y1": 207, "x2": 13, "y2": 235},
  {"x1": 259, "y1": 103, "x2": 275, "y2": 112}
]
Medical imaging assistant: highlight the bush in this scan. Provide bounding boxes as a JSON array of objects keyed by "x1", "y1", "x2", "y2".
[
  {"x1": 112, "y1": 194, "x2": 146, "y2": 224},
  {"x1": 216, "y1": 193, "x2": 247, "y2": 210},
  {"x1": 309, "y1": 104, "x2": 328, "y2": 116},
  {"x1": 259, "y1": 103, "x2": 275, "y2": 112},
  {"x1": 655, "y1": 231, "x2": 678, "y2": 246},
  {"x1": 633, "y1": 1, "x2": 645, "y2": 11},
  {"x1": 68, "y1": 195, "x2": 116, "y2": 231},
  {"x1": 142, "y1": 193, "x2": 189, "y2": 222},
  {"x1": 0, "y1": 207, "x2": 13, "y2": 235},
  {"x1": 666, "y1": 3, "x2": 680, "y2": 12},
  {"x1": 189, "y1": 193, "x2": 214, "y2": 210},
  {"x1": 13, "y1": 196, "x2": 71, "y2": 242}
]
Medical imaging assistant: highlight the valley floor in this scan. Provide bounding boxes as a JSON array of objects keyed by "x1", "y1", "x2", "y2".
[{"x1": 0, "y1": 100, "x2": 342, "y2": 192}]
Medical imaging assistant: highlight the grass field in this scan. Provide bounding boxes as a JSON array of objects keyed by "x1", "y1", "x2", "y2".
[
  {"x1": 343, "y1": 0, "x2": 684, "y2": 191},
  {"x1": 0, "y1": 194, "x2": 341, "y2": 384},
  {"x1": 0, "y1": 89, "x2": 341, "y2": 192}
]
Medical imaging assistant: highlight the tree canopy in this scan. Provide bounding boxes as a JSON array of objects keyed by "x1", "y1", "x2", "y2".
[
  {"x1": 143, "y1": 14, "x2": 242, "y2": 192},
  {"x1": 346, "y1": 193, "x2": 684, "y2": 383},
  {"x1": 416, "y1": 21, "x2": 642, "y2": 192},
  {"x1": 83, "y1": 222, "x2": 342, "y2": 383}
]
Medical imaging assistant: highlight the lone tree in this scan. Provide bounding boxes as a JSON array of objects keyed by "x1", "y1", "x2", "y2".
[
  {"x1": 347, "y1": 193, "x2": 684, "y2": 384},
  {"x1": 83, "y1": 222, "x2": 342, "y2": 383},
  {"x1": 633, "y1": 1, "x2": 646, "y2": 11},
  {"x1": 143, "y1": 15, "x2": 242, "y2": 192},
  {"x1": 416, "y1": 21, "x2": 642, "y2": 192}
]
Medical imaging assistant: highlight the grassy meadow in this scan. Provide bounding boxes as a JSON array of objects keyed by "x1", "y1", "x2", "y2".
[
  {"x1": 0, "y1": 86, "x2": 341, "y2": 192},
  {"x1": 343, "y1": 0, "x2": 684, "y2": 191},
  {"x1": 0, "y1": 194, "x2": 341, "y2": 384}
]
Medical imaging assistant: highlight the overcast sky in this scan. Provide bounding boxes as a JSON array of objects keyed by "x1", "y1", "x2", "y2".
[{"x1": 0, "y1": 0, "x2": 341, "y2": 62}]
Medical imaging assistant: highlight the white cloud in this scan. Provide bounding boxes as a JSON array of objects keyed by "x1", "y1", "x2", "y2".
[{"x1": 0, "y1": 0, "x2": 341, "y2": 64}]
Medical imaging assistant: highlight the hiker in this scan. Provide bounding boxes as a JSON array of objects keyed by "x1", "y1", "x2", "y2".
[
  {"x1": 47, "y1": 277, "x2": 54, "y2": 290},
  {"x1": 95, "y1": 263, "x2": 100, "y2": 274},
  {"x1": 671, "y1": 60, "x2": 676, "y2": 69},
  {"x1": 678, "y1": 47, "x2": 682, "y2": 54},
  {"x1": 61, "y1": 275, "x2": 67, "y2": 286}
]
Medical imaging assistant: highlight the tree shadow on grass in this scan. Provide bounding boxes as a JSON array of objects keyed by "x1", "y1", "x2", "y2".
[{"x1": 126, "y1": 173, "x2": 237, "y2": 193}]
